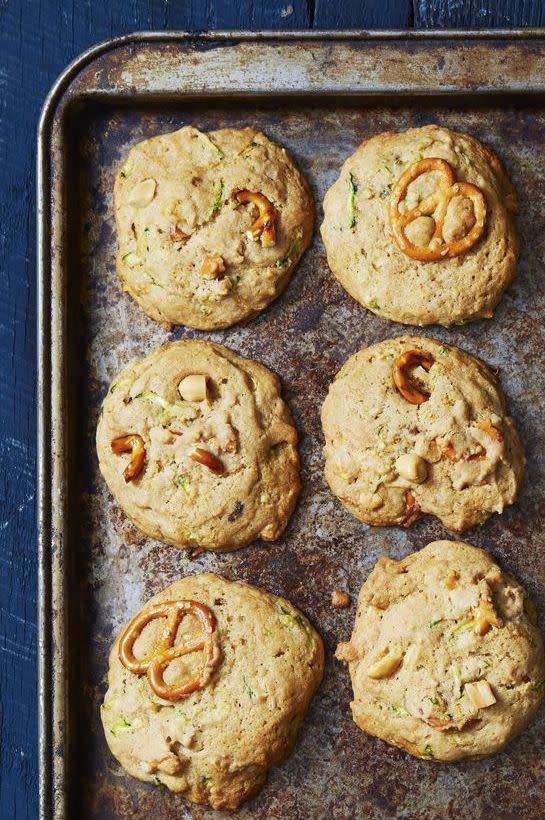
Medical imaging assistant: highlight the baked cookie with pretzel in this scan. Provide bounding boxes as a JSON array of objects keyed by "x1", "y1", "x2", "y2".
[
  {"x1": 335, "y1": 540, "x2": 545, "y2": 761},
  {"x1": 321, "y1": 336, "x2": 525, "y2": 531},
  {"x1": 101, "y1": 573, "x2": 324, "y2": 809},
  {"x1": 321, "y1": 124, "x2": 518, "y2": 326},
  {"x1": 96, "y1": 339, "x2": 300, "y2": 552},
  {"x1": 114, "y1": 125, "x2": 313, "y2": 329}
]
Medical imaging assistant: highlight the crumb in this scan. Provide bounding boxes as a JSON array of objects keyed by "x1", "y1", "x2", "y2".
[{"x1": 331, "y1": 589, "x2": 350, "y2": 609}]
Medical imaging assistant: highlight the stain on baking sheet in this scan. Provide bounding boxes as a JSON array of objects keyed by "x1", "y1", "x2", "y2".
[{"x1": 65, "y1": 75, "x2": 545, "y2": 820}]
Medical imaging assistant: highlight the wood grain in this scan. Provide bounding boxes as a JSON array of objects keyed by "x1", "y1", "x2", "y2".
[
  {"x1": 414, "y1": 0, "x2": 545, "y2": 27},
  {"x1": 1, "y1": 1, "x2": 545, "y2": 817},
  {"x1": 314, "y1": 1, "x2": 411, "y2": 28}
]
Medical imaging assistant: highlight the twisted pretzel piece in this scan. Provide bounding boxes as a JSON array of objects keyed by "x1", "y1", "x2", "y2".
[
  {"x1": 389, "y1": 158, "x2": 486, "y2": 261},
  {"x1": 393, "y1": 349, "x2": 435, "y2": 405},
  {"x1": 235, "y1": 190, "x2": 276, "y2": 246},
  {"x1": 118, "y1": 600, "x2": 219, "y2": 701},
  {"x1": 111, "y1": 434, "x2": 146, "y2": 482}
]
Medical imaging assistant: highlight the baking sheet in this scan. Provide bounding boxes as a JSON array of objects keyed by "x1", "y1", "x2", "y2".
[{"x1": 38, "y1": 32, "x2": 545, "y2": 819}]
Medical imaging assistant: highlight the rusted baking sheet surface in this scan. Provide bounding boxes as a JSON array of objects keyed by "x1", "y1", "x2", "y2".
[{"x1": 40, "y1": 33, "x2": 545, "y2": 820}]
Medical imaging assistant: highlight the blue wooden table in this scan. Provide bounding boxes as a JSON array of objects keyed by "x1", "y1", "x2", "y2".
[{"x1": 1, "y1": 1, "x2": 544, "y2": 817}]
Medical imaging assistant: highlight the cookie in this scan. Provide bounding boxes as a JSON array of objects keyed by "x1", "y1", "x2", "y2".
[
  {"x1": 114, "y1": 126, "x2": 314, "y2": 329},
  {"x1": 96, "y1": 340, "x2": 300, "y2": 552},
  {"x1": 321, "y1": 335, "x2": 525, "y2": 532},
  {"x1": 336, "y1": 540, "x2": 545, "y2": 762},
  {"x1": 101, "y1": 573, "x2": 324, "y2": 809},
  {"x1": 321, "y1": 124, "x2": 518, "y2": 326}
]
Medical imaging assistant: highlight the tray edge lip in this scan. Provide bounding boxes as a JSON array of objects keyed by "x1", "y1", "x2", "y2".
[{"x1": 36, "y1": 26, "x2": 545, "y2": 820}]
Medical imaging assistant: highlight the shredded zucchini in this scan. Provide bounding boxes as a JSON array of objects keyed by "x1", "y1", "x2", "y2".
[
  {"x1": 212, "y1": 179, "x2": 224, "y2": 212},
  {"x1": 242, "y1": 676, "x2": 255, "y2": 700},
  {"x1": 388, "y1": 704, "x2": 409, "y2": 717},
  {"x1": 450, "y1": 618, "x2": 476, "y2": 636},
  {"x1": 278, "y1": 605, "x2": 307, "y2": 631},
  {"x1": 347, "y1": 172, "x2": 358, "y2": 228},
  {"x1": 110, "y1": 716, "x2": 133, "y2": 735}
]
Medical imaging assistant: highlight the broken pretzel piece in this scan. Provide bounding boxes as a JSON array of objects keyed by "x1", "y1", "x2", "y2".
[
  {"x1": 393, "y1": 349, "x2": 434, "y2": 404},
  {"x1": 474, "y1": 598, "x2": 502, "y2": 636},
  {"x1": 403, "y1": 489, "x2": 421, "y2": 527},
  {"x1": 169, "y1": 224, "x2": 189, "y2": 242},
  {"x1": 443, "y1": 440, "x2": 486, "y2": 463},
  {"x1": 190, "y1": 447, "x2": 225, "y2": 476},
  {"x1": 111, "y1": 434, "x2": 146, "y2": 482},
  {"x1": 236, "y1": 190, "x2": 276, "y2": 247}
]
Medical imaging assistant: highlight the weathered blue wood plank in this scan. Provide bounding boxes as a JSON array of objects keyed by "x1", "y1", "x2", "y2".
[
  {"x1": 313, "y1": 0, "x2": 412, "y2": 28},
  {"x1": 415, "y1": 0, "x2": 545, "y2": 27},
  {"x1": 186, "y1": 0, "x2": 312, "y2": 29}
]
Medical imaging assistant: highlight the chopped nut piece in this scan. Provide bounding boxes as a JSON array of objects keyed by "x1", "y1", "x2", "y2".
[
  {"x1": 200, "y1": 253, "x2": 226, "y2": 278},
  {"x1": 331, "y1": 589, "x2": 350, "y2": 609},
  {"x1": 474, "y1": 598, "x2": 502, "y2": 636},
  {"x1": 190, "y1": 447, "x2": 224, "y2": 476},
  {"x1": 169, "y1": 225, "x2": 189, "y2": 241},
  {"x1": 425, "y1": 715, "x2": 457, "y2": 730},
  {"x1": 367, "y1": 649, "x2": 403, "y2": 679},
  {"x1": 127, "y1": 178, "x2": 157, "y2": 208},
  {"x1": 111, "y1": 434, "x2": 146, "y2": 482},
  {"x1": 464, "y1": 679, "x2": 496, "y2": 709},
  {"x1": 178, "y1": 375, "x2": 208, "y2": 402},
  {"x1": 395, "y1": 453, "x2": 428, "y2": 483},
  {"x1": 235, "y1": 190, "x2": 276, "y2": 246},
  {"x1": 393, "y1": 349, "x2": 434, "y2": 404}
]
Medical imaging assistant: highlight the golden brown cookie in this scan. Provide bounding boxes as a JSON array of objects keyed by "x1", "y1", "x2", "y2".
[
  {"x1": 321, "y1": 125, "x2": 518, "y2": 326},
  {"x1": 336, "y1": 540, "x2": 545, "y2": 761},
  {"x1": 101, "y1": 573, "x2": 324, "y2": 809},
  {"x1": 321, "y1": 335, "x2": 525, "y2": 532},
  {"x1": 96, "y1": 340, "x2": 300, "y2": 552},
  {"x1": 115, "y1": 126, "x2": 314, "y2": 329}
]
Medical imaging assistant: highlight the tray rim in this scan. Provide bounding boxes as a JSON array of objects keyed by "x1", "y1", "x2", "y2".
[{"x1": 37, "y1": 28, "x2": 545, "y2": 820}]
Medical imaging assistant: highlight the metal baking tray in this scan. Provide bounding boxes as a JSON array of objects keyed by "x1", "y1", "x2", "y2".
[{"x1": 38, "y1": 31, "x2": 545, "y2": 819}]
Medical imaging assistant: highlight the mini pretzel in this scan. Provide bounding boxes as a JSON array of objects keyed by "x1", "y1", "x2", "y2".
[
  {"x1": 393, "y1": 349, "x2": 434, "y2": 404},
  {"x1": 389, "y1": 158, "x2": 486, "y2": 261},
  {"x1": 111, "y1": 434, "x2": 146, "y2": 482},
  {"x1": 190, "y1": 447, "x2": 225, "y2": 475},
  {"x1": 403, "y1": 489, "x2": 420, "y2": 528},
  {"x1": 236, "y1": 190, "x2": 276, "y2": 246},
  {"x1": 118, "y1": 600, "x2": 219, "y2": 701}
]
